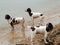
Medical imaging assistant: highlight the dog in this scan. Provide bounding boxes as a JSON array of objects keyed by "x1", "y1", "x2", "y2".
[
  {"x1": 27, "y1": 22, "x2": 53, "y2": 45},
  {"x1": 5, "y1": 14, "x2": 25, "y2": 30},
  {"x1": 25, "y1": 8, "x2": 44, "y2": 26}
]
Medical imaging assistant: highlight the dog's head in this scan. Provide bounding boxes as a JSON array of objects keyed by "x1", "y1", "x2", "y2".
[
  {"x1": 25, "y1": 8, "x2": 31, "y2": 13},
  {"x1": 27, "y1": 26, "x2": 35, "y2": 31},
  {"x1": 5, "y1": 14, "x2": 12, "y2": 24},
  {"x1": 46, "y1": 23, "x2": 53, "y2": 32},
  {"x1": 5, "y1": 14, "x2": 11, "y2": 20}
]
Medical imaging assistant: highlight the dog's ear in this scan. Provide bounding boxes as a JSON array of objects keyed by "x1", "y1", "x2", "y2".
[
  {"x1": 5, "y1": 14, "x2": 11, "y2": 20},
  {"x1": 26, "y1": 8, "x2": 31, "y2": 12},
  {"x1": 46, "y1": 23, "x2": 53, "y2": 32},
  {"x1": 49, "y1": 23, "x2": 53, "y2": 30}
]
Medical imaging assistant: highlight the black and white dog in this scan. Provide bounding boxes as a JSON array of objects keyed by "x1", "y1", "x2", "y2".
[
  {"x1": 25, "y1": 8, "x2": 44, "y2": 26},
  {"x1": 25, "y1": 8, "x2": 43, "y2": 18},
  {"x1": 27, "y1": 23, "x2": 53, "y2": 44},
  {"x1": 5, "y1": 14, "x2": 25, "y2": 30}
]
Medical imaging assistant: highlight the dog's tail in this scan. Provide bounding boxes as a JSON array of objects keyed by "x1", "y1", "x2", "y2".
[
  {"x1": 22, "y1": 18, "x2": 25, "y2": 24},
  {"x1": 40, "y1": 14, "x2": 43, "y2": 16}
]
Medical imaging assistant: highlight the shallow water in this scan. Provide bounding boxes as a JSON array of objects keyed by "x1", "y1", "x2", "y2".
[{"x1": 0, "y1": 0, "x2": 60, "y2": 25}]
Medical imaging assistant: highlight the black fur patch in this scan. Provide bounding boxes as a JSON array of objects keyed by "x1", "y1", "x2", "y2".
[
  {"x1": 46, "y1": 27, "x2": 50, "y2": 32},
  {"x1": 10, "y1": 22, "x2": 14, "y2": 28},
  {"x1": 27, "y1": 8, "x2": 31, "y2": 12},
  {"x1": 31, "y1": 27, "x2": 35, "y2": 31},
  {"x1": 26, "y1": 8, "x2": 33, "y2": 17},
  {"x1": 5, "y1": 14, "x2": 10, "y2": 20},
  {"x1": 29, "y1": 13, "x2": 33, "y2": 17},
  {"x1": 46, "y1": 23, "x2": 53, "y2": 32},
  {"x1": 12, "y1": 18, "x2": 15, "y2": 23},
  {"x1": 40, "y1": 14, "x2": 43, "y2": 16}
]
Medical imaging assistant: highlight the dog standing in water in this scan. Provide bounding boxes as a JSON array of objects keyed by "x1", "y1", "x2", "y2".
[
  {"x1": 5, "y1": 14, "x2": 25, "y2": 37},
  {"x1": 25, "y1": 8, "x2": 44, "y2": 26},
  {"x1": 27, "y1": 23, "x2": 53, "y2": 45}
]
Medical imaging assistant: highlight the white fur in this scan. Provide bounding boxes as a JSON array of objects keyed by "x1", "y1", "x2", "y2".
[
  {"x1": 7, "y1": 17, "x2": 24, "y2": 25},
  {"x1": 29, "y1": 12, "x2": 44, "y2": 26},
  {"x1": 14, "y1": 17, "x2": 25, "y2": 24},
  {"x1": 7, "y1": 17, "x2": 25, "y2": 38},
  {"x1": 26, "y1": 8, "x2": 45, "y2": 26},
  {"x1": 6, "y1": 17, "x2": 25, "y2": 34},
  {"x1": 31, "y1": 12, "x2": 42, "y2": 18},
  {"x1": 26, "y1": 25, "x2": 49, "y2": 45}
]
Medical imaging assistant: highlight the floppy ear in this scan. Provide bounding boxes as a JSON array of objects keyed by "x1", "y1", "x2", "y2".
[
  {"x1": 46, "y1": 23, "x2": 53, "y2": 32},
  {"x1": 48, "y1": 23, "x2": 53, "y2": 30},
  {"x1": 5, "y1": 14, "x2": 11, "y2": 20}
]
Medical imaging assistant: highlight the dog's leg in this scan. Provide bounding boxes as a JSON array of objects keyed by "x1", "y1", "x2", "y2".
[
  {"x1": 31, "y1": 33, "x2": 34, "y2": 45},
  {"x1": 44, "y1": 32, "x2": 53, "y2": 45},
  {"x1": 10, "y1": 22, "x2": 14, "y2": 30},
  {"x1": 21, "y1": 22, "x2": 25, "y2": 38},
  {"x1": 44, "y1": 31, "x2": 48, "y2": 44},
  {"x1": 32, "y1": 18, "x2": 34, "y2": 27},
  {"x1": 10, "y1": 23, "x2": 15, "y2": 44},
  {"x1": 30, "y1": 31, "x2": 35, "y2": 45}
]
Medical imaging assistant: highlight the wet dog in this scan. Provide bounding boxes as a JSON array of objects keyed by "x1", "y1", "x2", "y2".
[
  {"x1": 27, "y1": 23, "x2": 53, "y2": 44},
  {"x1": 5, "y1": 14, "x2": 25, "y2": 30}
]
